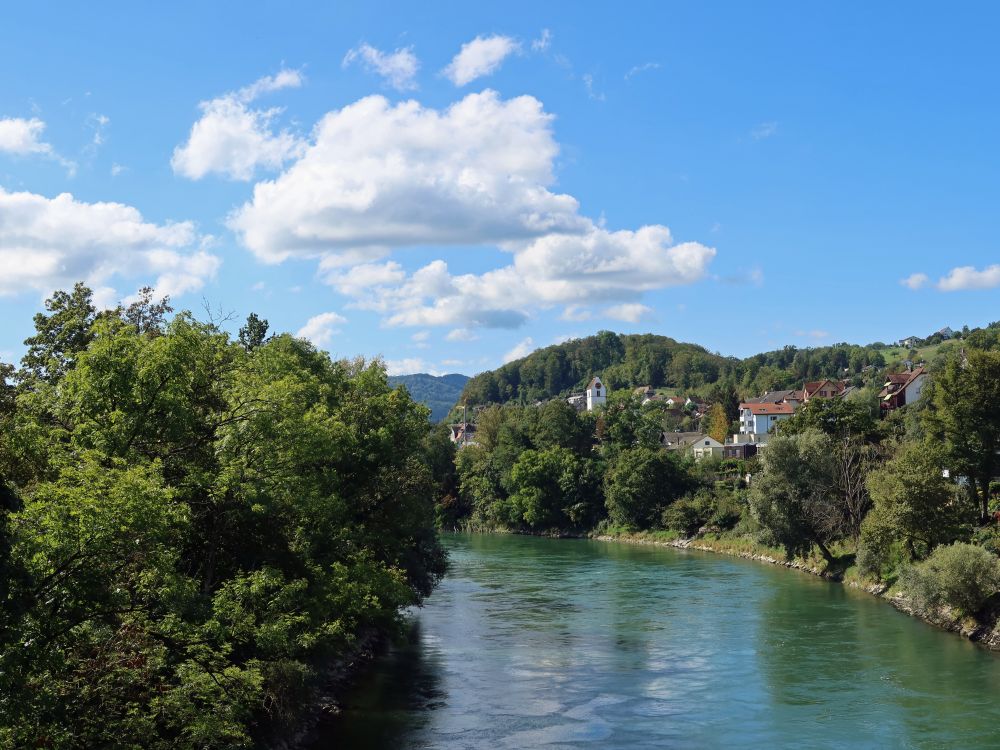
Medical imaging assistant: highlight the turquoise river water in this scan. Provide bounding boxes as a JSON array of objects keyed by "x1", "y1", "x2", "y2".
[{"x1": 309, "y1": 533, "x2": 1000, "y2": 749}]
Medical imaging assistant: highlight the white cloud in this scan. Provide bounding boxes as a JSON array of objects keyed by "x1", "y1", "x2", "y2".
[
  {"x1": 110, "y1": 162, "x2": 126, "y2": 177},
  {"x1": 0, "y1": 187, "x2": 217, "y2": 298},
  {"x1": 503, "y1": 337, "x2": 534, "y2": 364},
  {"x1": 900, "y1": 272, "x2": 929, "y2": 290},
  {"x1": 446, "y1": 328, "x2": 478, "y2": 342},
  {"x1": 343, "y1": 43, "x2": 419, "y2": 91},
  {"x1": 751, "y1": 121, "x2": 778, "y2": 140},
  {"x1": 0, "y1": 117, "x2": 76, "y2": 174},
  {"x1": 230, "y1": 90, "x2": 581, "y2": 264},
  {"x1": 296, "y1": 311, "x2": 347, "y2": 347},
  {"x1": 444, "y1": 35, "x2": 520, "y2": 86},
  {"x1": 583, "y1": 74, "x2": 605, "y2": 101},
  {"x1": 560, "y1": 305, "x2": 592, "y2": 322},
  {"x1": 937, "y1": 265, "x2": 1000, "y2": 291},
  {"x1": 171, "y1": 69, "x2": 304, "y2": 181},
  {"x1": 441, "y1": 358, "x2": 464, "y2": 367},
  {"x1": 606, "y1": 302, "x2": 654, "y2": 323},
  {"x1": 411, "y1": 329, "x2": 430, "y2": 342},
  {"x1": 531, "y1": 29, "x2": 552, "y2": 52},
  {"x1": 624, "y1": 62, "x2": 660, "y2": 80},
  {"x1": 0, "y1": 117, "x2": 55, "y2": 155},
  {"x1": 231, "y1": 89, "x2": 715, "y2": 329},
  {"x1": 384, "y1": 357, "x2": 441, "y2": 376}
]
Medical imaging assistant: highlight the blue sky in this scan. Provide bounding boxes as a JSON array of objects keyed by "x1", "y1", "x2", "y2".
[{"x1": 1, "y1": 2, "x2": 998, "y2": 374}]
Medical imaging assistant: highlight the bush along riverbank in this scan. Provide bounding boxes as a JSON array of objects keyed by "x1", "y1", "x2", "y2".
[
  {"x1": 0, "y1": 286, "x2": 447, "y2": 749},
  {"x1": 436, "y1": 345, "x2": 1000, "y2": 650}
]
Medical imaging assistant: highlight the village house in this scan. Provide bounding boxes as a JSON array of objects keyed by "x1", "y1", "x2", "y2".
[
  {"x1": 802, "y1": 379, "x2": 846, "y2": 402},
  {"x1": 879, "y1": 366, "x2": 928, "y2": 414},
  {"x1": 662, "y1": 431, "x2": 724, "y2": 461},
  {"x1": 738, "y1": 402, "x2": 795, "y2": 435}
]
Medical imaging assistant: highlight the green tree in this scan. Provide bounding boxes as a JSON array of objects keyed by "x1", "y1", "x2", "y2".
[
  {"x1": 21, "y1": 282, "x2": 99, "y2": 383},
  {"x1": 238, "y1": 312, "x2": 270, "y2": 350},
  {"x1": 747, "y1": 429, "x2": 841, "y2": 562},
  {"x1": 859, "y1": 442, "x2": 972, "y2": 575},
  {"x1": 604, "y1": 447, "x2": 689, "y2": 529},
  {"x1": 121, "y1": 285, "x2": 173, "y2": 335},
  {"x1": 923, "y1": 350, "x2": 1000, "y2": 522},
  {"x1": 0, "y1": 298, "x2": 445, "y2": 748}
]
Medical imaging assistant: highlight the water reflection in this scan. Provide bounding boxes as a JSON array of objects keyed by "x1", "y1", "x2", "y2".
[{"x1": 309, "y1": 534, "x2": 1000, "y2": 749}]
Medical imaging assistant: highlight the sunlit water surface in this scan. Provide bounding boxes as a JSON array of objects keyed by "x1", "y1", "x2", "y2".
[{"x1": 308, "y1": 533, "x2": 1000, "y2": 749}]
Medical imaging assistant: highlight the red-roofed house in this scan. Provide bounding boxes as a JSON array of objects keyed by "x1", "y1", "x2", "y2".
[
  {"x1": 802, "y1": 379, "x2": 847, "y2": 402},
  {"x1": 879, "y1": 366, "x2": 928, "y2": 414},
  {"x1": 739, "y1": 401, "x2": 796, "y2": 435}
]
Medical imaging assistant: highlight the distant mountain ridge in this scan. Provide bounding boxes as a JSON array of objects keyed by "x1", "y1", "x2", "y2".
[{"x1": 388, "y1": 373, "x2": 470, "y2": 422}]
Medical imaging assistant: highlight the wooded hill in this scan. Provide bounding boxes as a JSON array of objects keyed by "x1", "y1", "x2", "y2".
[
  {"x1": 458, "y1": 324, "x2": 1000, "y2": 408},
  {"x1": 388, "y1": 373, "x2": 470, "y2": 421}
]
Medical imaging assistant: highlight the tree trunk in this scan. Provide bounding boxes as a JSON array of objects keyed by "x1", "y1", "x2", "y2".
[
  {"x1": 814, "y1": 538, "x2": 834, "y2": 564},
  {"x1": 981, "y1": 474, "x2": 992, "y2": 524}
]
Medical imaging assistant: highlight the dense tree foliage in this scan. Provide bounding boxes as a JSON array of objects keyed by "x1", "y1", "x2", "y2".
[
  {"x1": 0, "y1": 287, "x2": 445, "y2": 748},
  {"x1": 858, "y1": 443, "x2": 973, "y2": 576},
  {"x1": 923, "y1": 350, "x2": 1000, "y2": 522}
]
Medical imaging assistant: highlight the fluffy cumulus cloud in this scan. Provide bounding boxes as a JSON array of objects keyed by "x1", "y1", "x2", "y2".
[
  {"x1": 605, "y1": 302, "x2": 654, "y2": 323},
  {"x1": 443, "y1": 35, "x2": 520, "y2": 86},
  {"x1": 937, "y1": 264, "x2": 1000, "y2": 291},
  {"x1": 0, "y1": 187, "x2": 218, "y2": 299},
  {"x1": 230, "y1": 91, "x2": 581, "y2": 264},
  {"x1": 171, "y1": 69, "x2": 304, "y2": 181},
  {"x1": 503, "y1": 337, "x2": 534, "y2": 364},
  {"x1": 343, "y1": 43, "x2": 419, "y2": 91},
  {"x1": 296, "y1": 311, "x2": 347, "y2": 347},
  {"x1": 0, "y1": 117, "x2": 76, "y2": 173},
  {"x1": 228, "y1": 89, "x2": 715, "y2": 329},
  {"x1": 0, "y1": 117, "x2": 54, "y2": 155}
]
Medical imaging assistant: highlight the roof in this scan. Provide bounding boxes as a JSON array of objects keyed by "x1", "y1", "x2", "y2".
[
  {"x1": 740, "y1": 403, "x2": 795, "y2": 416},
  {"x1": 587, "y1": 377, "x2": 603, "y2": 389},
  {"x1": 745, "y1": 389, "x2": 800, "y2": 404},
  {"x1": 803, "y1": 379, "x2": 846, "y2": 398},
  {"x1": 663, "y1": 431, "x2": 715, "y2": 449}
]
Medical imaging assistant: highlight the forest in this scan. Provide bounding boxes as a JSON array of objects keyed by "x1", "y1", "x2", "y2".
[
  {"x1": 0, "y1": 285, "x2": 446, "y2": 749},
  {"x1": 457, "y1": 326, "x2": 1000, "y2": 410}
]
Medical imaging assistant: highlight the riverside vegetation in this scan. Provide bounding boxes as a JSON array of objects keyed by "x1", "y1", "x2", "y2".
[
  {"x1": 0, "y1": 285, "x2": 447, "y2": 749},
  {"x1": 438, "y1": 340, "x2": 1000, "y2": 634}
]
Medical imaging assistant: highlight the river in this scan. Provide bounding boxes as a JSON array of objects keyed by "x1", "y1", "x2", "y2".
[{"x1": 308, "y1": 533, "x2": 1000, "y2": 749}]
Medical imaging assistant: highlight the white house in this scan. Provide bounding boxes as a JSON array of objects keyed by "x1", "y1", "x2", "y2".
[
  {"x1": 691, "y1": 435, "x2": 725, "y2": 461},
  {"x1": 739, "y1": 402, "x2": 795, "y2": 435},
  {"x1": 586, "y1": 376, "x2": 606, "y2": 411}
]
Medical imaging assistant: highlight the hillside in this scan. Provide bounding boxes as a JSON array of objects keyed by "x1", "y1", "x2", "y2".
[
  {"x1": 458, "y1": 325, "x2": 1000, "y2": 409},
  {"x1": 388, "y1": 372, "x2": 470, "y2": 421}
]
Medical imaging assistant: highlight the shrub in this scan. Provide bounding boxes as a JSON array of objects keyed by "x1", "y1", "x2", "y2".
[
  {"x1": 661, "y1": 497, "x2": 704, "y2": 536},
  {"x1": 899, "y1": 542, "x2": 1000, "y2": 613}
]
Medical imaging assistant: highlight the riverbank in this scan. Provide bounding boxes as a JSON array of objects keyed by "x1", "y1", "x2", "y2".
[
  {"x1": 591, "y1": 529, "x2": 1000, "y2": 652},
  {"x1": 264, "y1": 630, "x2": 385, "y2": 750}
]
